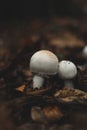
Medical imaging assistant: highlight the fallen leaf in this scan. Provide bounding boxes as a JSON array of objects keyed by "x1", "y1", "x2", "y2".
[{"x1": 16, "y1": 84, "x2": 26, "y2": 92}]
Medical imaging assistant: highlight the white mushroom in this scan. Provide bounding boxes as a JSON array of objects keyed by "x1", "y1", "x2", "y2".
[
  {"x1": 58, "y1": 60, "x2": 77, "y2": 88},
  {"x1": 29, "y1": 50, "x2": 59, "y2": 89},
  {"x1": 82, "y1": 45, "x2": 87, "y2": 66},
  {"x1": 82, "y1": 46, "x2": 87, "y2": 59}
]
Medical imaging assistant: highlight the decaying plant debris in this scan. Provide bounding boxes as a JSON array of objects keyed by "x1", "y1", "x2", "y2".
[
  {"x1": 54, "y1": 87, "x2": 87, "y2": 104},
  {"x1": 0, "y1": 18, "x2": 87, "y2": 130}
]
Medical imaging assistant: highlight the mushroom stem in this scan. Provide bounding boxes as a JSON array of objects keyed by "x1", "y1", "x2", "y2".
[
  {"x1": 64, "y1": 80, "x2": 74, "y2": 88},
  {"x1": 33, "y1": 75, "x2": 44, "y2": 89}
]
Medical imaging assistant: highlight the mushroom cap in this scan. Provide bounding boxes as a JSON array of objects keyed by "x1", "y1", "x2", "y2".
[
  {"x1": 82, "y1": 46, "x2": 87, "y2": 59},
  {"x1": 58, "y1": 60, "x2": 77, "y2": 79},
  {"x1": 30, "y1": 50, "x2": 59, "y2": 75}
]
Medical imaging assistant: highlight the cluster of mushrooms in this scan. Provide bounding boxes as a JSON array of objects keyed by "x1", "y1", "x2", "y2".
[{"x1": 29, "y1": 50, "x2": 78, "y2": 89}]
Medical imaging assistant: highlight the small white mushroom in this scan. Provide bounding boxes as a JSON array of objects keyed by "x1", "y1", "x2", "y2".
[
  {"x1": 29, "y1": 50, "x2": 59, "y2": 89},
  {"x1": 82, "y1": 45, "x2": 87, "y2": 61},
  {"x1": 58, "y1": 60, "x2": 77, "y2": 88},
  {"x1": 82, "y1": 45, "x2": 87, "y2": 66}
]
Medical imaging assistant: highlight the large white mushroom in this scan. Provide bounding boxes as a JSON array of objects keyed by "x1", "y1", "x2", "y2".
[
  {"x1": 29, "y1": 50, "x2": 59, "y2": 89},
  {"x1": 58, "y1": 60, "x2": 77, "y2": 88}
]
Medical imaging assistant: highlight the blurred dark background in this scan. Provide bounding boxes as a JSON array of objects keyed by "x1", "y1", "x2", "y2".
[{"x1": 0, "y1": 0, "x2": 85, "y2": 21}]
